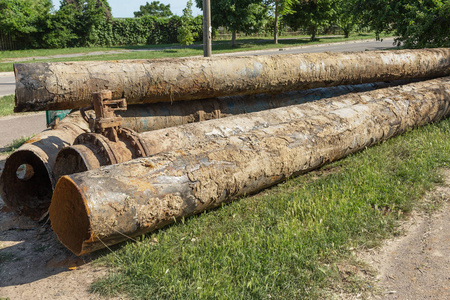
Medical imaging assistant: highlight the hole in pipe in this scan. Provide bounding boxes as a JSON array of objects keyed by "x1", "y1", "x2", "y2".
[{"x1": 16, "y1": 164, "x2": 35, "y2": 181}]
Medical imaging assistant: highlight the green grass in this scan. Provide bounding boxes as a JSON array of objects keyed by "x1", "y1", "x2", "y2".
[
  {"x1": 91, "y1": 117, "x2": 450, "y2": 299},
  {"x1": 0, "y1": 94, "x2": 14, "y2": 116},
  {"x1": 0, "y1": 42, "x2": 189, "y2": 60},
  {"x1": 0, "y1": 136, "x2": 32, "y2": 154},
  {"x1": 0, "y1": 251, "x2": 17, "y2": 264},
  {"x1": 0, "y1": 33, "x2": 393, "y2": 72}
]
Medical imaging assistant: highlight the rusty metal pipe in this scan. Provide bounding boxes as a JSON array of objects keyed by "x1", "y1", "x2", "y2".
[
  {"x1": 14, "y1": 48, "x2": 450, "y2": 112},
  {"x1": 0, "y1": 111, "x2": 89, "y2": 218},
  {"x1": 53, "y1": 81, "x2": 405, "y2": 180},
  {"x1": 49, "y1": 77, "x2": 450, "y2": 255},
  {"x1": 3, "y1": 82, "x2": 397, "y2": 217}
]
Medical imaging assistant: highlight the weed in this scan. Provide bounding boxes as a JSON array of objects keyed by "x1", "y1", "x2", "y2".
[
  {"x1": 91, "y1": 117, "x2": 450, "y2": 299},
  {"x1": 0, "y1": 136, "x2": 33, "y2": 154},
  {"x1": 0, "y1": 95, "x2": 14, "y2": 117}
]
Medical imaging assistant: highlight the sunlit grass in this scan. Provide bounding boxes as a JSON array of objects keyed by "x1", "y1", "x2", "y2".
[
  {"x1": 0, "y1": 95, "x2": 14, "y2": 117},
  {"x1": 91, "y1": 117, "x2": 449, "y2": 299},
  {"x1": 0, "y1": 33, "x2": 393, "y2": 73},
  {"x1": 0, "y1": 136, "x2": 33, "y2": 154}
]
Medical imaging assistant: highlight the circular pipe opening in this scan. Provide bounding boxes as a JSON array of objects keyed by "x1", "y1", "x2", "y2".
[
  {"x1": 16, "y1": 163, "x2": 35, "y2": 181},
  {"x1": 54, "y1": 146, "x2": 91, "y2": 181},
  {"x1": 49, "y1": 176, "x2": 91, "y2": 256},
  {"x1": 0, "y1": 150, "x2": 52, "y2": 218}
]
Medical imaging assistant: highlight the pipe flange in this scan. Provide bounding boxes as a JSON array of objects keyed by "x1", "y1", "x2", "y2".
[
  {"x1": 117, "y1": 128, "x2": 150, "y2": 157},
  {"x1": 75, "y1": 133, "x2": 118, "y2": 165}
]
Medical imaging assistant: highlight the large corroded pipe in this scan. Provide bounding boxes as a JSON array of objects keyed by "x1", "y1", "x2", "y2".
[
  {"x1": 4, "y1": 83, "x2": 394, "y2": 217},
  {"x1": 116, "y1": 82, "x2": 397, "y2": 132},
  {"x1": 53, "y1": 81, "x2": 405, "y2": 180},
  {"x1": 0, "y1": 111, "x2": 89, "y2": 218},
  {"x1": 49, "y1": 77, "x2": 450, "y2": 255},
  {"x1": 14, "y1": 48, "x2": 450, "y2": 112}
]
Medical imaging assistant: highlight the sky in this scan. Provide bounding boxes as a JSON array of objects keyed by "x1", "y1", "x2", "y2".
[{"x1": 50, "y1": 0, "x2": 203, "y2": 18}]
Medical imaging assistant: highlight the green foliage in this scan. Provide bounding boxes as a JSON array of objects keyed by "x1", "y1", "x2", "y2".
[
  {"x1": 354, "y1": 0, "x2": 450, "y2": 48},
  {"x1": 0, "y1": 0, "x2": 53, "y2": 48},
  {"x1": 264, "y1": 0, "x2": 298, "y2": 43},
  {"x1": 195, "y1": 0, "x2": 269, "y2": 45},
  {"x1": 284, "y1": 0, "x2": 338, "y2": 40},
  {"x1": 134, "y1": 1, "x2": 173, "y2": 18},
  {"x1": 336, "y1": 0, "x2": 355, "y2": 38},
  {"x1": 39, "y1": 0, "x2": 114, "y2": 48},
  {"x1": 42, "y1": 3, "x2": 81, "y2": 48},
  {"x1": 177, "y1": 0, "x2": 198, "y2": 46},
  {"x1": 1, "y1": 135, "x2": 33, "y2": 154},
  {"x1": 397, "y1": 0, "x2": 450, "y2": 48},
  {"x1": 91, "y1": 118, "x2": 450, "y2": 299},
  {"x1": 0, "y1": 94, "x2": 14, "y2": 117}
]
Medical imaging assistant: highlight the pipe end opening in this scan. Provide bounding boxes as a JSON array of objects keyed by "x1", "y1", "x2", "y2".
[
  {"x1": 0, "y1": 150, "x2": 52, "y2": 217},
  {"x1": 54, "y1": 146, "x2": 91, "y2": 181},
  {"x1": 49, "y1": 176, "x2": 91, "y2": 256}
]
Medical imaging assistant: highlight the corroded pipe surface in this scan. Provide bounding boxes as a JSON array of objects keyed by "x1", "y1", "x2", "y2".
[
  {"x1": 53, "y1": 81, "x2": 403, "y2": 180},
  {"x1": 117, "y1": 81, "x2": 408, "y2": 132},
  {"x1": 49, "y1": 77, "x2": 450, "y2": 255},
  {"x1": 0, "y1": 111, "x2": 89, "y2": 218},
  {"x1": 5, "y1": 82, "x2": 395, "y2": 217},
  {"x1": 14, "y1": 48, "x2": 450, "y2": 111}
]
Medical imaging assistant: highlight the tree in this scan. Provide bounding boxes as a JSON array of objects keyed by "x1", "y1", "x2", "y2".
[
  {"x1": 335, "y1": 0, "x2": 355, "y2": 38},
  {"x1": 42, "y1": 3, "x2": 80, "y2": 48},
  {"x1": 55, "y1": 0, "x2": 113, "y2": 47},
  {"x1": 353, "y1": 0, "x2": 450, "y2": 48},
  {"x1": 265, "y1": 0, "x2": 296, "y2": 44},
  {"x1": 0, "y1": 0, "x2": 53, "y2": 48},
  {"x1": 134, "y1": 1, "x2": 173, "y2": 18},
  {"x1": 177, "y1": 0, "x2": 198, "y2": 46},
  {"x1": 283, "y1": 0, "x2": 338, "y2": 40},
  {"x1": 195, "y1": 0, "x2": 269, "y2": 46}
]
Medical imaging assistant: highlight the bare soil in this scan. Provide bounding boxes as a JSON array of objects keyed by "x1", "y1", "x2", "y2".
[
  {"x1": 361, "y1": 169, "x2": 450, "y2": 299},
  {"x1": 0, "y1": 154, "x2": 123, "y2": 299},
  {"x1": 0, "y1": 152, "x2": 449, "y2": 299}
]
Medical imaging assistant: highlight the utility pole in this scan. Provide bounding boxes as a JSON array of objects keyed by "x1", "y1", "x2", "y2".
[{"x1": 203, "y1": 0, "x2": 212, "y2": 57}]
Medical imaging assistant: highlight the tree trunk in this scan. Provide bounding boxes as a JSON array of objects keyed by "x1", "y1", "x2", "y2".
[
  {"x1": 14, "y1": 49, "x2": 450, "y2": 112},
  {"x1": 231, "y1": 30, "x2": 237, "y2": 46},
  {"x1": 310, "y1": 25, "x2": 317, "y2": 40},
  {"x1": 274, "y1": 2, "x2": 279, "y2": 44},
  {"x1": 49, "y1": 77, "x2": 450, "y2": 255}
]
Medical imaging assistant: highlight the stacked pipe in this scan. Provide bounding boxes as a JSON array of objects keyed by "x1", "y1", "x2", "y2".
[
  {"x1": 1, "y1": 48, "x2": 449, "y2": 254},
  {"x1": 1, "y1": 82, "x2": 401, "y2": 217},
  {"x1": 14, "y1": 48, "x2": 450, "y2": 112},
  {"x1": 49, "y1": 77, "x2": 450, "y2": 255}
]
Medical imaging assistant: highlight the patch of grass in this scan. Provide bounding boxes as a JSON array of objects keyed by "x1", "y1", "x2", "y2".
[
  {"x1": 0, "y1": 94, "x2": 14, "y2": 116},
  {"x1": 0, "y1": 136, "x2": 33, "y2": 154},
  {"x1": 91, "y1": 117, "x2": 449, "y2": 299},
  {"x1": 0, "y1": 43, "x2": 188, "y2": 60},
  {"x1": 0, "y1": 251, "x2": 16, "y2": 264},
  {"x1": 0, "y1": 33, "x2": 394, "y2": 73}
]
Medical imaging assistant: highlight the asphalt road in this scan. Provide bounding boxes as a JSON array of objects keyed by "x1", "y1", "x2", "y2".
[
  {"x1": 0, "y1": 72, "x2": 15, "y2": 97},
  {"x1": 0, "y1": 38, "x2": 398, "y2": 148},
  {"x1": 226, "y1": 37, "x2": 397, "y2": 56},
  {"x1": 0, "y1": 113, "x2": 47, "y2": 149}
]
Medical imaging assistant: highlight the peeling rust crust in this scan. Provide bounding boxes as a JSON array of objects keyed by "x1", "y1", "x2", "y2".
[
  {"x1": 57, "y1": 82, "x2": 405, "y2": 177},
  {"x1": 49, "y1": 77, "x2": 450, "y2": 255},
  {"x1": 14, "y1": 48, "x2": 450, "y2": 112},
  {"x1": 6, "y1": 83, "x2": 392, "y2": 217}
]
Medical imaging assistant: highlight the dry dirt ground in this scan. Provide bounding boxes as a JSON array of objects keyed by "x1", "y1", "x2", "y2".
[
  {"x1": 361, "y1": 169, "x2": 450, "y2": 300},
  {"x1": 0, "y1": 153, "x2": 448, "y2": 299}
]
